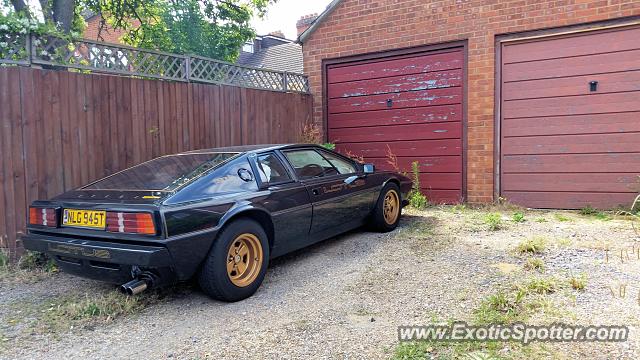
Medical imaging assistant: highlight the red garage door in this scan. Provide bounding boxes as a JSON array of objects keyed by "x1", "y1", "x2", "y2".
[
  {"x1": 326, "y1": 49, "x2": 465, "y2": 203},
  {"x1": 500, "y1": 25, "x2": 640, "y2": 209}
]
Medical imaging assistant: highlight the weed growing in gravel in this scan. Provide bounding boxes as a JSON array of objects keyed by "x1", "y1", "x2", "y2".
[
  {"x1": 402, "y1": 218, "x2": 435, "y2": 239},
  {"x1": 0, "y1": 248, "x2": 8, "y2": 269},
  {"x1": 520, "y1": 277, "x2": 558, "y2": 295},
  {"x1": 10, "y1": 290, "x2": 173, "y2": 337},
  {"x1": 19, "y1": 251, "x2": 57, "y2": 272},
  {"x1": 484, "y1": 213, "x2": 503, "y2": 231},
  {"x1": 554, "y1": 213, "x2": 572, "y2": 222},
  {"x1": 29, "y1": 290, "x2": 164, "y2": 335},
  {"x1": 594, "y1": 212, "x2": 612, "y2": 221},
  {"x1": 512, "y1": 212, "x2": 526, "y2": 223},
  {"x1": 474, "y1": 290, "x2": 525, "y2": 324},
  {"x1": 392, "y1": 340, "x2": 507, "y2": 360},
  {"x1": 569, "y1": 274, "x2": 587, "y2": 291},
  {"x1": 408, "y1": 161, "x2": 428, "y2": 210},
  {"x1": 579, "y1": 206, "x2": 612, "y2": 221},
  {"x1": 450, "y1": 204, "x2": 467, "y2": 213},
  {"x1": 580, "y1": 206, "x2": 598, "y2": 216},
  {"x1": 0, "y1": 251, "x2": 58, "y2": 284},
  {"x1": 556, "y1": 238, "x2": 572, "y2": 248},
  {"x1": 524, "y1": 258, "x2": 545, "y2": 272},
  {"x1": 515, "y1": 237, "x2": 547, "y2": 254},
  {"x1": 535, "y1": 217, "x2": 547, "y2": 223}
]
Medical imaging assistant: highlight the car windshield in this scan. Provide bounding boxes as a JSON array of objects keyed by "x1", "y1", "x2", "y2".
[{"x1": 83, "y1": 152, "x2": 239, "y2": 191}]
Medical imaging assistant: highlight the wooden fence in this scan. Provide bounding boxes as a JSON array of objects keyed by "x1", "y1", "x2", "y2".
[{"x1": 0, "y1": 66, "x2": 312, "y2": 256}]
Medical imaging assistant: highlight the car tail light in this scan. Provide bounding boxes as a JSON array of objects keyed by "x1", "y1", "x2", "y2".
[
  {"x1": 29, "y1": 207, "x2": 57, "y2": 227},
  {"x1": 106, "y1": 212, "x2": 156, "y2": 235}
]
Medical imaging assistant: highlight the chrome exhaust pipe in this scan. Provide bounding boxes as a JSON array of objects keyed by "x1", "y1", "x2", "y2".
[{"x1": 120, "y1": 279, "x2": 149, "y2": 295}]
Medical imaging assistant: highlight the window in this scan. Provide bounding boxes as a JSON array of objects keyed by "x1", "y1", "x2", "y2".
[
  {"x1": 257, "y1": 153, "x2": 291, "y2": 184},
  {"x1": 284, "y1": 149, "x2": 339, "y2": 179},
  {"x1": 321, "y1": 151, "x2": 357, "y2": 175},
  {"x1": 242, "y1": 42, "x2": 254, "y2": 53},
  {"x1": 83, "y1": 153, "x2": 238, "y2": 191}
]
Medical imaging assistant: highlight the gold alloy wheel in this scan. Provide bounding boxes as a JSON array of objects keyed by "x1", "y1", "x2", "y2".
[
  {"x1": 383, "y1": 189, "x2": 400, "y2": 225},
  {"x1": 226, "y1": 233, "x2": 263, "y2": 287}
]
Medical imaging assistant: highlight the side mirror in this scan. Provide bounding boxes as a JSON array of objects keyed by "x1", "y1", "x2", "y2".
[{"x1": 363, "y1": 163, "x2": 375, "y2": 174}]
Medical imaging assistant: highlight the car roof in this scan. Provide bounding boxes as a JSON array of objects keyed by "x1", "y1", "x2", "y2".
[{"x1": 180, "y1": 143, "x2": 323, "y2": 155}]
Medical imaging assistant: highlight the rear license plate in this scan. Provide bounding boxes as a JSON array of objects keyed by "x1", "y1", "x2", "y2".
[{"x1": 62, "y1": 209, "x2": 106, "y2": 229}]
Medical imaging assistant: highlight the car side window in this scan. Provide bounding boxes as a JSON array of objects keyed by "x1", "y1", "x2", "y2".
[
  {"x1": 284, "y1": 149, "x2": 339, "y2": 179},
  {"x1": 256, "y1": 153, "x2": 291, "y2": 184},
  {"x1": 320, "y1": 151, "x2": 357, "y2": 175}
]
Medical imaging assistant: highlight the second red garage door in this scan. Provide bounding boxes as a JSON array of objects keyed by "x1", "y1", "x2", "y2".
[
  {"x1": 326, "y1": 48, "x2": 465, "y2": 203},
  {"x1": 499, "y1": 26, "x2": 640, "y2": 209}
]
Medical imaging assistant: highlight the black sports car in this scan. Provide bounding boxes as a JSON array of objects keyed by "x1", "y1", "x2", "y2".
[{"x1": 23, "y1": 144, "x2": 411, "y2": 301}]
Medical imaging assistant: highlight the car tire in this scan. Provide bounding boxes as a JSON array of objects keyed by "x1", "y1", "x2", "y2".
[
  {"x1": 198, "y1": 218, "x2": 269, "y2": 302},
  {"x1": 370, "y1": 183, "x2": 402, "y2": 232}
]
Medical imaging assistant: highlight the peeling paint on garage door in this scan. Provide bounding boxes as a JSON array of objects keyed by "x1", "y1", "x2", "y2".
[
  {"x1": 499, "y1": 25, "x2": 640, "y2": 209},
  {"x1": 327, "y1": 49, "x2": 465, "y2": 204}
]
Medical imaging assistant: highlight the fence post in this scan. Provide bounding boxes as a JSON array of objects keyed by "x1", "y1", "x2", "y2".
[
  {"x1": 26, "y1": 33, "x2": 32, "y2": 65},
  {"x1": 185, "y1": 55, "x2": 191, "y2": 82},
  {"x1": 283, "y1": 72, "x2": 289, "y2": 92}
]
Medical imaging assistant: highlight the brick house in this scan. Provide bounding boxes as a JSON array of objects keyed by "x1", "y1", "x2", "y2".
[
  {"x1": 298, "y1": 0, "x2": 640, "y2": 209},
  {"x1": 83, "y1": 12, "x2": 137, "y2": 43}
]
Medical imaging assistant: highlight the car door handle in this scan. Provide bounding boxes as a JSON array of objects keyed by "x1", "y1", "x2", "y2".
[
  {"x1": 344, "y1": 175, "x2": 364, "y2": 185},
  {"x1": 312, "y1": 188, "x2": 320, "y2": 196}
]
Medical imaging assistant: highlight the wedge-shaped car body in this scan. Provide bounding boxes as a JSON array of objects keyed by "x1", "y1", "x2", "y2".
[{"x1": 23, "y1": 144, "x2": 411, "y2": 301}]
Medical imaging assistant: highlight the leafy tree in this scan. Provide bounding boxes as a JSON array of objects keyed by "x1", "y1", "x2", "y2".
[
  {"x1": 1, "y1": 0, "x2": 273, "y2": 61},
  {"x1": 125, "y1": 0, "x2": 265, "y2": 61}
]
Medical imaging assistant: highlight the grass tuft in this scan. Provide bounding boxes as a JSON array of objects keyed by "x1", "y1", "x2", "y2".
[
  {"x1": 515, "y1": 237, "x2": 547, "y2": 254},
  {"x1": 512, "y1": 212, "x2": 526, "y2": 223},
  {"x1": 520, "y1": 277, "x2": 558, "y2": 295},
  {"x1": 554, "y1": 213, "x2": 572, "y2": 222},
  {"x1": 579, "y1": 205, "x2": 598, "y2": 216},
  {"x1": 524, "y1": 258, "x2": 544, "y2": 272},
  {"x1": 484, "y1": 213, "x2": 503, "y2": 231},
  {"x1": 569, "y1": 274, "x2": 587, "y2": 291}
]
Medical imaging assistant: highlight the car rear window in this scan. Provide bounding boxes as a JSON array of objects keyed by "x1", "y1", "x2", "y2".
[{"x1": 83, "y1": 153, "x2": 239, "y2": 191}]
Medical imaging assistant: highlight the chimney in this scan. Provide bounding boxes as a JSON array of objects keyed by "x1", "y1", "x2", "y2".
[
  {"x1": 296, "y1": 13, "x2": 318, "y2": 37},
  {"x1": 268, "y1": 30, "x2": 286, "y2": 38}
]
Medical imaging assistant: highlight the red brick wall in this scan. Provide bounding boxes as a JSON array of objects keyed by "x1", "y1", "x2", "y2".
[
  {"x1": 301, "y1": 0, "x2": 640, "y2": 203},
  {"x1": 83, "y1": 15, "x2": 139, "y2": 44}
]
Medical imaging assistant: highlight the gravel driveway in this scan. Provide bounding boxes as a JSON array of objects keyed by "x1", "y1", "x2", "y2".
[{"x1": 1, "y1": 206, "x2": 639, "y2": 359}]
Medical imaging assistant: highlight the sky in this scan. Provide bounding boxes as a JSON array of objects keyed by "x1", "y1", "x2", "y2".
[{"x1": 251, "y1": 0, "x2": 333, "y2": 40}]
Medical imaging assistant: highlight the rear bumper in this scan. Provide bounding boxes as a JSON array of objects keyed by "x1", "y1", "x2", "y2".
[{"x1": 22, "y1": 234, "x2": 175, "y2": 284}]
